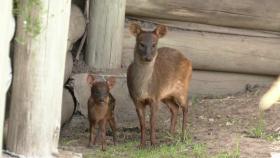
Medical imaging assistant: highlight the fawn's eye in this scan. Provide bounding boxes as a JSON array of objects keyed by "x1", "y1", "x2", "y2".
[{"x1": 152, "y1": 43, "x2": 156, "y2": 48}]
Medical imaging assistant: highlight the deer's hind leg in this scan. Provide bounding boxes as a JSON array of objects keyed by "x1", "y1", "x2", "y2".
[{"x1": 163, "y1": 98, "x2": 179, "y2": 134}]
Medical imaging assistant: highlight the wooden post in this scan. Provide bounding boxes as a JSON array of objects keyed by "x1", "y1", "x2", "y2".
[
  {"x1": 6, "y1": 0, "x2": 71, "y2": 157},
  {"x1": 0, "y1": 0, "x2": 14, "y2": 155},
  {"x1": 86, "y1": 0, "x2": 126, "y2": 70}
]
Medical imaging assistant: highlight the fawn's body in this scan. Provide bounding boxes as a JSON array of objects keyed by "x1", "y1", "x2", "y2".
[
  {"x1": 87, "y1": 75, "x2": 117, "y2": 151},
  {"x1": 127, "y1": 24, "x2": 192, "y2": 147}
]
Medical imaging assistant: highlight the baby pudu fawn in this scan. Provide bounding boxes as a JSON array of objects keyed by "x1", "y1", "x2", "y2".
[
  {"x1": 87, "y1": 74, "x2": 117, "y2": 151},
  {"x1": 127, "y1": 23, "x2": 192, "y2": 147}
]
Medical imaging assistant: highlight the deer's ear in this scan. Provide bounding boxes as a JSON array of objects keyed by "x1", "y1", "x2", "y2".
[
  {"x1": 129, "y1": 23, "x2": 141, "y2": 37},
  {"x1": 86, "y1": 74, "x2": 95, "y2": 86},
  {"x1": 154, "y1": 25, "x2": 167, "y2": 38},
  {"x1": 106, "y1": 77, "x2": 116, "y2": 90}
]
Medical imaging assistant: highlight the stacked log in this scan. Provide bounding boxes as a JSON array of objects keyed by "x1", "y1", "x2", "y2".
[
  {"x1": 67, "y1": 4, "x2": 86, "y2": 51},
  {"x1": 126, "y1": 0, "x2": 280, "y2": 32},
  {"x1": 122, "y1": 19, "x2": 280, "y2": 76}
]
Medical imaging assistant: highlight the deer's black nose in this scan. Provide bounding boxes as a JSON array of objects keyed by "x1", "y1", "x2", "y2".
[{"x1": 144, "y1": 56, "x2": 153, "y2": 62}]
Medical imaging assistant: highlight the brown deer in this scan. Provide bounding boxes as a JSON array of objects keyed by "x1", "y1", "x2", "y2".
[
  {"x1": 87, "y1": 74, "x2": 117, "y2": 151},
  {"x1": 127, "y1": 23, "x2": 192, "y2": 147}
]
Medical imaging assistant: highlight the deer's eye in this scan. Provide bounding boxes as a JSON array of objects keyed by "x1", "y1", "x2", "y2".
[
  {"x1": 152, "y1": 43, "x2": 156, "y2": 48},
  {"x1": 139, "y1": 43, "x2": 145, "y2": 48}
]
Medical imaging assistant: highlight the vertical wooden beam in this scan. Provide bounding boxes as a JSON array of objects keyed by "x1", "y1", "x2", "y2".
[
  {"x1": 6, "y1": 0, "x2": 71, "y2": 157},
  {"x1": 86, "y1": 0, "x2": 126, "y2": 70},
  {"x1": 0, "y1": 0, "x2": 14, "y2": 155}
]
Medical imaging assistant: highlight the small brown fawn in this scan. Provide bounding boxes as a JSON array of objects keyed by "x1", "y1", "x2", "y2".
[
  {"x1": 87, "y1": 74, "x2": 117, "y2": 151},
  {"x1": 127, "y1": 23, "x2": 192, "y2": 147}
]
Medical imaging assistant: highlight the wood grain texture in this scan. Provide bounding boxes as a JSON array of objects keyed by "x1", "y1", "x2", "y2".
[
  {"x1": 123, "y1": 20, "x2": 280, "y2": 75},
  {"x1": 0, "y1": 0, "x2": 14, "y2": 153},
  {"x1": 7, "y1": 0, "x2": 71, "y2": 157},
  {"x1": 86, "y1": 0, "x2": 126, "y2": 70},
  {"x1": 67, "y1": 4, "x2": 86, "y2": 51},
  {"x1": 126, "y1": 0, "x2": 280, "y2": 32},
  {"x1": 64, "y1": 52, "x2": 73, "y2": 83}
]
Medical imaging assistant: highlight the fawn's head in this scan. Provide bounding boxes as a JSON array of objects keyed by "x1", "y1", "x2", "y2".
[
  {"x1": 129, "y1": 23, "x2": 167, "y2": 62},
  {"x1": 87, "y1": 74, "x2": 116, "y2": 105}
]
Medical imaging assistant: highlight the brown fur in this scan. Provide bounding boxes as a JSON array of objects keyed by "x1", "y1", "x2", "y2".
[
  {"x1": 127, "y1": 23, "x2": 192, "y2": 147},
  {"x1": 87, "y1": 74, "x2": 117, "y2": 151}
]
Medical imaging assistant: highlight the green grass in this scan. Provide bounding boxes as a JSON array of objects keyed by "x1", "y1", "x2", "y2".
[
  {"x1": 14, "y1": 0, "x2": 43, "y2": 41},
  {"x1": 191, "y1": 96, "x2": 200, "y2": 106},
  {"x1": 83, "y1": 131, "x2": 241, "y2": 158},
  {"x1": 84, "y1": 141, "x2": 192, "y2": 158},
  {"x1": 247, "y1": 112, "x2": 280, "y2": 141},
  {"x1": 212, "y1": 142, "x2": 240, "y2": 158}
]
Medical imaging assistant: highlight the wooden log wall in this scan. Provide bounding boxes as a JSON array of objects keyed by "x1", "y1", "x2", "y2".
[
  {"x1": 122, "y1": 19, "x2": 280, "y2": 75},
  {"x1": 126, "y1": 0, "x2": 280, "y2": 32}
]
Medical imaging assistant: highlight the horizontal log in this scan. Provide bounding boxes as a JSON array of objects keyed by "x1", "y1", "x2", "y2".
[
  {"x1": 123, "y1": 20, "x2": 280, "y2": 75},
  {"x1": 71, "y1": 72, "x2": 274, "y2": 126},
  {"x1": 190, "y1": 71, "x2": 275, "y2": 96},
  {"x1": 126, "y1": 0, "x2": 280, "y2": 32}
]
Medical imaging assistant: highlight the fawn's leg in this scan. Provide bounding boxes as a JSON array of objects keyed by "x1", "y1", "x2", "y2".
[
  {"x1": 100, "y1": 119, "x2": 107, "y2": 151},
  {"x1": 109, "y1": 116, "x2": 117, "y2": 145},
  {"x1": 88, "y1": 121, "x2": 96, "y2": 147}
]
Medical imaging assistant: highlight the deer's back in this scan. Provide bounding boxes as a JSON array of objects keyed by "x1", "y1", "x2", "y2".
[{"x1": 152, "y1": 47, "x2": 192, "y2": 100}]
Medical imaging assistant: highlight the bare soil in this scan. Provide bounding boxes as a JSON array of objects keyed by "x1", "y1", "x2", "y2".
[{"x1": 59, "y1": 86, "x2": 280, "y2": 158}]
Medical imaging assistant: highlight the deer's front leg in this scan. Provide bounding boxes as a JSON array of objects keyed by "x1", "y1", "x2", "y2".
[
  {"x1": 136, "y1": 102, "x2": 146, "y2": 148},
  {"x1": 150, "y1": 102, "x2": 159, "y2": 146}
]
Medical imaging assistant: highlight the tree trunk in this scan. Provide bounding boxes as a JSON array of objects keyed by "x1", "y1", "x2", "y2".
[
  {"x1": 7, "y1": 0, "x2": 71, "y2": 157},
  {"x1": 123, "y1": 19, "x2": 280, "y2": 75},
  {"x1": 86, "y1": 0, "x2": 126, "y2": 70},
  {"x1": 126, "y1": 0, "x2": 280, "y2": 32},
  {"x1": 0, "y1": 0, "x2": 14, "y2": 154}
]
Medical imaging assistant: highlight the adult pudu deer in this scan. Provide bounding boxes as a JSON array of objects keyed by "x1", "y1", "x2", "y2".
[
  {"x1": 87, "y1": 74, "x2": 117, "y2": 151},
  {"x1": 259, "y1": 76, "x2": 280, "y2": 110},
  {"x1": 127, "y1": 23, "x2": 192, "y2": 147}
]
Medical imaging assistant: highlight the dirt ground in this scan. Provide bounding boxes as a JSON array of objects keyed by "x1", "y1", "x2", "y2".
[{"x1": 59, "y1": 86, "x2": 280, "y2": 158}]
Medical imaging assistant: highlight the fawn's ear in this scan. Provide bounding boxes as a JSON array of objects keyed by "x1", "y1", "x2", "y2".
[
  {"x1": 86, "y1": 74, "x2": 95, "y2": 86},
  {"x1": 154, "y1": 25, "x2": 167, "y2": 38},
  {"x1": 106, "y1": 77, "x2": 116, "y2": 90},
  {"x1": 129, "y1": 23, "x2": 141, "y2": 37}
]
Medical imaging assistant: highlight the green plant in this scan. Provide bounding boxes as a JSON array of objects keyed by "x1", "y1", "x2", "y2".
[
  {"x1": 212, "y1": 141, "x2": 240, "y2": 158},
  {"x1": 14, "y1": 0, "x2": 43, "y2": 41},
  {"x1": 192, "y1": 143, "x2": 207, "y2": 158}
]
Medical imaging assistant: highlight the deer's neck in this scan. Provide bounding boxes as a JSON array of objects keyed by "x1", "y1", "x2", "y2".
[
  {"x1": 132, "y1": 51, "x2": 156, "y2": 80},
  {"x1": 130, "y1": 51, "x2": 157, "y2": 98}
]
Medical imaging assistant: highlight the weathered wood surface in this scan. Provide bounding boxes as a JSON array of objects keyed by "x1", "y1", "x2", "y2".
[
  {"x1": 126, "y1": 0, "x2": 280, "y2": 32},
  {"x1": 67, "y1": 4, "x2": 86, "y2": 51},
  {"x1": 61, "y1": 89, "x2": 75, "y2": 126},
  {"x1": 0, "y1": 0, "x2": 14, "y2": 153},
  {"x1": 7, "y1": 0, "x2": 71, "y2": 157},
  {"x1": 71, "y1": 72, "x2": 274, "y2": 126},
  {"x1": 123, "y1": 20, "x2": 280, "y2": 75},
  {"x1": 86, "y1": 0, "x2": 126, "y2": 70},
  {"x1": 64, "y1": 52, "x2": 73, "y2": 83}
]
